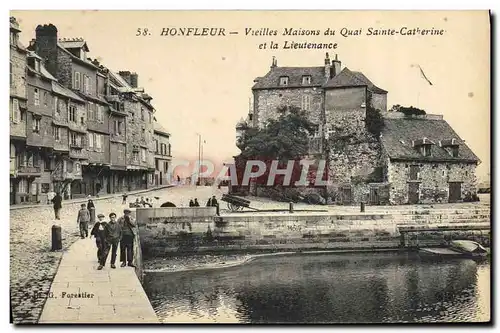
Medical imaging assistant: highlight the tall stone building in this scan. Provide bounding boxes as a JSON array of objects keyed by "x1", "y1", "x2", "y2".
[
  {"x1": 242, "y1": 54, "x2": 479, "y2": 205},
  {"x1": 9, "y1": 18, "x2": 170, "y2": 204},
  {"x1": 10, "y1": 17, "x2": 29, "y2": 204}
]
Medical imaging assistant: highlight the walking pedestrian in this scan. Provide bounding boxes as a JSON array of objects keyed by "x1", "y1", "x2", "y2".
[
  {"x1": 90, "y1": 213, "x2": 107, "y2": 262},
  {"x1": 87, "y1": 199, "x2": 96, "y2": 224},
  {"x1": 122, "y1": 192, "x2": 128, "y2": 205},
  {"x1": 76, "y1": 203, "x2": 90, "y2": 239},
  {"x1": 52, "y1": 192, "x2": 62, "y2": 220},
  {"x1": 118, "y1": 209, "x2": 137, "y2": 267},
  {"x1": 97, "y1": 212, "x2": 122, "y2": 270},
  {"x1": 194, "y1": 198, "x2": 200, "y2": 207}
]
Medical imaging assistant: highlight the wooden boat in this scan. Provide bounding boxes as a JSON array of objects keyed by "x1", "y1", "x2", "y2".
[{"x1": 418, "y1": 240, "x2": 489, "y2": 260}]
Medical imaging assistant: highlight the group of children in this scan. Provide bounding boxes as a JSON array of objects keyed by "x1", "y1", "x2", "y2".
[{"x1": 76, "y1": 204, "x2": 137, "y2": 270}]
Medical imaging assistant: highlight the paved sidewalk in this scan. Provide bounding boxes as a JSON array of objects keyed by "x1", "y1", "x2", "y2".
[
  {"x1": 11, "y1": 184, "x2": 175, "y2": 210},
  {"x1": 39, "y1": 238, "x2": 159, "y2": 324}
]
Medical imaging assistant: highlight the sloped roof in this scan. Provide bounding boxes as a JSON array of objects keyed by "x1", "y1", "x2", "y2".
[
  {"x1": 323, "y1": 67, "x2": 387, "y2": 93},
  {"x1": 154, "y1": 122, "x2": 170, "y2": 136},
  {"x1": 52, "y1": 82, "x2": 86, "y2": 103},
  {"x1": 380, "y1": 118, "x2": 479, "y2": 163},
  {"x1": 57, "y1": 44, "x2": 99, "y2": 70},
  {"x1": 252, "y1": 66, "x2": 326, "y2": 89},
  {"x1": 41, "y1": 65, "x2": 57, "y2": 81},
  {"x1": 109, "y1": 71, "x2": 133, "y2": 92},
  {"x1": 58, "y1": 38, "x2": 89, "y2": 51}
]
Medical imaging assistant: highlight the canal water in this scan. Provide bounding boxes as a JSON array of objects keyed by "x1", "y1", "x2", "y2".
[{"x1": 143, "y1": 252, "x2": 490, "y2": 323}]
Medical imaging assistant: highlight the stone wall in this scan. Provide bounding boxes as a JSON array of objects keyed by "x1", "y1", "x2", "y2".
[
  {"x1": 10, "y1": 44, "x2": 27, "y2": 100},
  {"x1": 26, "y1": 113, "x2": 54, "y2": 148},
  {"x1": 136, "y1": 207, "x2": 490, "y2": 256},
  {"x1": 324, "y1": 87, "x2": 382, "y2": 194},
  {"x1": 371, "y1": 92, "x2": 387, "y2": 112},
  {"x1": 253, "y1": 87, "x2": 324, "y2": 128},
  {"x1": 387, "y1": 161, "x2": 478, "y2": 205}
]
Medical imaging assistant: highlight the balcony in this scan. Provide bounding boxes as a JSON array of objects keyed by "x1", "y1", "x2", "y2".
[
  {"x1": 52, "y1": 170, "x2": 82, "y2": 181},
  {"x1": 17, "y1": 165, "x2": 41, "y2": 177}
]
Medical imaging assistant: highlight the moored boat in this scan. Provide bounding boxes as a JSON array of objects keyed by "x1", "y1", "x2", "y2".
[{"x1": 418, "y1": 240, "x2": 488, "y2": 260}]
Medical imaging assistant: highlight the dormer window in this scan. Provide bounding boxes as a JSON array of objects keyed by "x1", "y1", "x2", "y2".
[
  {"x1": 35, "y1": 59, "x2": 40, "y2": 72},
  {"x1": 279, "y1": 76, "x2": 289, "y2": 86},
  {"x1": 451, "y1": 146, "x2": 459, "y2": 157},
  {"x1": 413, "y1": 138, "x2": 434, "y2": 157},
  {"x1": 422, "y1": 145, "x2": 431, "y2": 157},
  {"x1": 440, "y1": 139, "x2": 459, "y2": 157},
  {"x1": 302, "y1": 75, "x2": 312, "y2": 85}
]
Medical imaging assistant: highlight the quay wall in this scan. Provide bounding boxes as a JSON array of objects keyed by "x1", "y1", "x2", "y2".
[{"x1": 135, "y1": 207, "x2": 491, "y2": 258}]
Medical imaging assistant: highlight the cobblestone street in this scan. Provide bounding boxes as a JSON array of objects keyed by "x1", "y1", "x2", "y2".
[{"x1": 9, "y1": 185, "x2": 221, "y2": 324}]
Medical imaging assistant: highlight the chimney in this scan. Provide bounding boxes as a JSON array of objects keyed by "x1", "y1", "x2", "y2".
[
  {"x1": 332, "y1": 54, "x2": 341, "y2": 77},
  {"x1": 270, "y1": 56, "x2": 277, "y2": 69},
  {"x1": 35, "y1": 24, "x2": 58, "y2": 78},
  {"x1": 118, "y1": 71, "x2": 132, "y2": 86},
  {"x1": 130, "y1": 73, "x2": 138, "y2": 88},
  {"x1": 324, "y1": 52, "x2": 331, "y2": 80}
]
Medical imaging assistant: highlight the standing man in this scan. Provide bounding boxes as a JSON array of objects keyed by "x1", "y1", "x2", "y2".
[
  {"x1": 51, "y1": 192, "x2": 62, "y2": 220},
  {"x1": 98, "y1": 212, "x2": 122, "y2": 270},
  {"x1": 194, "y1": 198, "x2": 200, "y2": 207},
  {"x1": 90, "y1": 213, "x2": 107, "y2": 262},
  {"x1": 210, "y1": 195, "x2": 219, "y2": 207},
  {"x1": 122, "y1": 192, "x2": 128, "y2": 205},
  {"x1": 76, "y1": 203, "x2": 90, "y2": 239},
  {"x1": 118, "y1": 209, "x2": 137, "y2": 267}
]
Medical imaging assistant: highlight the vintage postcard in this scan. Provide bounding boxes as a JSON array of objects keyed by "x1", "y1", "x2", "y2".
[{"x1": 9, "y1": 10, "x2": 490, "y2": 324}]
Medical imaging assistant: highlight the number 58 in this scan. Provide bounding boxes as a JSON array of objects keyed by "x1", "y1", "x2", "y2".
[{"x1": 136, "y1": 28, "x2": 149, "y2": 36}]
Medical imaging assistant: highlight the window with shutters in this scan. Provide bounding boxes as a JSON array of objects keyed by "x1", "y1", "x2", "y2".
[
  {"x1": 141, "y1": 148, "x2": 147, "y2": 162},
  {"x1": 18, "y1": 179, "x2": 27, "y2": 193},
  {"x1": 88, "y1": 102, "x2": 95, "y2": 120},
  {"x1": 54, "y1": 96, "x2": 59, "y2": 114},
  {"x1": 53, "y1": 126, "x2": 61, "y2": 141},
  {"x1": 43, "y1": 91, "x2": 48, "y2": 106},
  {"x1": 88, "y1": 132, "x2": 94, "y2": 148},
  {"x1": 12, "y1": 99, "x2": 20, "y2": 124},
  {"x1": 34, "y1": 88, "x2": 40, "y2": 106},
  {"x1": 70, "y1": 132, "x2": 78, "y2": 146},
  {"x1": 155, "y1": 140, "x2": 159, "y2": 153},
  {"x1": 133, "y1": 151, "x2": 139, "y2": 163},
  {"x1": 74, "y1": 72, "x2": 81, "y2": 90},
  {"x1": 141, "y1": 108, "x2": 145, "y2": 121},
  {"x1": 95, "y1": 134, "x2": 103, "y2": 152},
  {"x1": 164, "y1": 161, "x2": 168, "y2": 173},
  {"x1": 279, "y1": 76, "x2": 289, "y2": 86},
  {"x1": 117, "y1": 145, "x2": 124, "y2": 160},
  {"x1": 83, "y1": 75, "x2": 90, "y2": 94},
  {"x1": 69, "y1": 105, "x2": 76, "y2": 122},
  {"x1": 10, "y1": 62, "x2": 13, "y2": 87}
]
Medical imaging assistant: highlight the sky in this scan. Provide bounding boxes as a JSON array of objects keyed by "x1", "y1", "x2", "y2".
[{"x1": 11, "y1": 10, "x2": 491, "y2": 181}]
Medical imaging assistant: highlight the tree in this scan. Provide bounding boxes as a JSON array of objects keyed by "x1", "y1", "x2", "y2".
[
  {"x1": 365, "y1": 106, "x2": 384, "y2": 137},
  {"x1": 238, "y1": 105, "x2": 316, "y2": 162},
  {"x1": 390, "y1": 104, "x2": 426, "y2": 117}
]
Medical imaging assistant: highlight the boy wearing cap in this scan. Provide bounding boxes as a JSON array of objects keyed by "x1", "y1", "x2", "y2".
[
  {"x1": 118, "y1": 209, "x2": 137, "y2": 267},
  {"x1": 76, "y1": 203, "x2": 90, "y2": 239},
  {"x1": 98, "y1": 212, "x2": 122, "y2": 270},
  {"x1": 90, "y1": 213, "x2": 107, "y2": 262}
]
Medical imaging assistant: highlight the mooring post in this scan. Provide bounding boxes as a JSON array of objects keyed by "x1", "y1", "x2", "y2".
[
  {"x1": 360, "y1": 202, "x2": 365, "y2": 212},
  {"x1": 289, "y1": 202, "x2": 294, "y2": 213},
  {"x1": 51, "y1": 224, "x2": 62, "y2": 251}
]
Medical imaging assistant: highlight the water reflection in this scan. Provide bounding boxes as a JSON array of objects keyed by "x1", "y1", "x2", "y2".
[{"x1": 143, "y1": 253, "x2": 490, "y2": 323}]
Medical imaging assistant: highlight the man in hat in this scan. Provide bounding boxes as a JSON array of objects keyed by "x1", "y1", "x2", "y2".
[
  {"x1": 90, "y1": 213, "x2": 107, "y2": 262},
  {"x1": 76, "y1": 203, "x2": 90, "y2": 238},
  {"x1": 117, "y1": 209, "x2": 137, "y2": 267},
  {"x1": 98, "y1": 212, "x2": 122, "y2": 270}
]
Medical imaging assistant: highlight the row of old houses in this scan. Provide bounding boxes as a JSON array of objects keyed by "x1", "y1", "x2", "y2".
[
  {"x1": 9, "y1": 17, "x2": 172, "y2": 205},
  {"x1": 235, "y1": 53, "x2": 480, "y2": 205}
]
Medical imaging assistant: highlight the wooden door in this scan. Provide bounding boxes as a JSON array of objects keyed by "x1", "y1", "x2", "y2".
[
  {"x1": 449, "y1": 182, "x2": 462, "y2": 203},
  {"x1": 408, "y1": 182, "x2": 420, "y2": 204},
  {"x1": 369, "y1": 187, "x2": 379, "y2": 205},
  {"x1": 342, "y1": 186, "x2": 352, "y2": 205}
]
